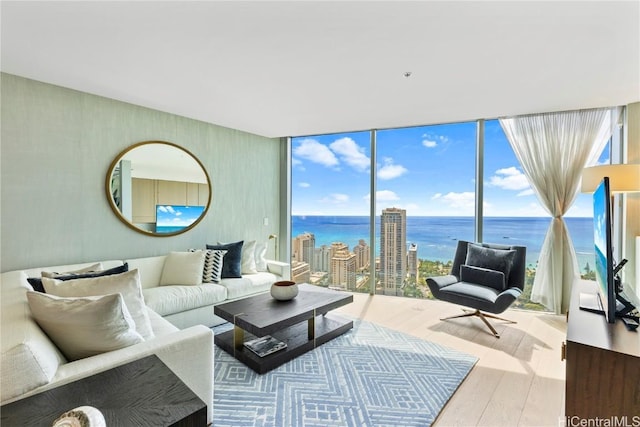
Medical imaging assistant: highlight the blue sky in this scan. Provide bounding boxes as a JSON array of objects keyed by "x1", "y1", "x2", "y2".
[{"x1": 292, "y1": 120, "x2": 607, "y2": 217}]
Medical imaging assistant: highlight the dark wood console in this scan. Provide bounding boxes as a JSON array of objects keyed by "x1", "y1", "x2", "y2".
[{"x1": 565, "y1": 279, "x2": 640, "y2": 418}]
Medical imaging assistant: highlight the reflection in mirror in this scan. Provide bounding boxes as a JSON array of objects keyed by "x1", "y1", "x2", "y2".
[{"x1": 106, "y1": 141, "x2": 211, "y2": 236}]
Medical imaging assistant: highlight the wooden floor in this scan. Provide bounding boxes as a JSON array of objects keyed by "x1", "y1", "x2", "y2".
[{"x1": 335, "y1": 293, "x2": 567, "y2": 427}]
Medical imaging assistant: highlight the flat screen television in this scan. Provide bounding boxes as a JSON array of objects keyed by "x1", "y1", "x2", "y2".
[
  {"x1": 155, "y1": 205, "x2": 205, "y2": 234},
  {"x1": 592, "y1": 177, "x2": 616, "y2": 323}
]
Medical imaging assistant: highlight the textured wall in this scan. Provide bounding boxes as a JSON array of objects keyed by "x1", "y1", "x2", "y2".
[{"x1": 1, "y1": 73, "x2": 282, "y2": 272}]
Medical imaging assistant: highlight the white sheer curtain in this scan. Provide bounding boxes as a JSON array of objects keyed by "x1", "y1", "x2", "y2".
[{"x1": 499, "y1": 108, "x2": 616, "y2": 314}]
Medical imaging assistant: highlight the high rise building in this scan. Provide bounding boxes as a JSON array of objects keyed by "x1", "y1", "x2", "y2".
[
  {"x1": 331, "y1": 248, "x2": 357, "y2": 290},
  {"x1": 292, "y1": 233, "x2": 315, "y2": 270},
  {"x1": 313, "y1": 245, "x2": 331, "y2": 273},
  {"x1": 291, "y1": 260, "x2": 311, "y2": 284},
  {"x1": 380, "y1": 207, "x2": 407, "y2": 296},
  {"x1": 353, "y1": 239, "x2": 370, "y2": 271},
  {"x1": 408, "y1": 243, "x2": 418, "y2": 282}
]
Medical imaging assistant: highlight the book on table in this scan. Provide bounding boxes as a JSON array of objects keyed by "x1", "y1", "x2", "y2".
[{"x1": 244, "y1": 336, "x2": 287, "y2": 357}]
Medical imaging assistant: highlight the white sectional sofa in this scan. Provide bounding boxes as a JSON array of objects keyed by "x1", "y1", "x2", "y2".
[{"x1": 0, "y1": 254, "x2": 289, "y2": 423}]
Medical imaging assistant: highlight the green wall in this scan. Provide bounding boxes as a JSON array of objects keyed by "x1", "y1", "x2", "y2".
[{"x1": 1, "y1": 73, "x2": 283, "y2": 272}]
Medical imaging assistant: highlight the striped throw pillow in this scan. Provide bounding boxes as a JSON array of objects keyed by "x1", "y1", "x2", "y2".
[{"x1": 190, "y1": 249, "x2": 227, "y2": 283}]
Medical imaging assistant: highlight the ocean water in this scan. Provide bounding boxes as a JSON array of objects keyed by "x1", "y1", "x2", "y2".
[{"x1": 292, "y1": 216, "x2": 595, "y2": 270}]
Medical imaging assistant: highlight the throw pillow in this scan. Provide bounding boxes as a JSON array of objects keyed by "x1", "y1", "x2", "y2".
[
  {"x1": 255, "y1": 242, "x2": 268, "y2": 271},
  {"x1": 41, "y1": 269, "x2": 154, "y2": 340},
  {"x1": 465, "y1": 244, "x2": 516, "y2": 283},
  {"x1": 241, "y1": 240, "x2": 258, "y2": 274},
  {"x1": 460, "y1": 264, "x2": 506, "y2": 292},
  {"x1": 26, "y1": 291, "x2": 144, "y2": 361},
  {"x1": 207, "y1": 241, "x2": 244, "y2": 278},
  {"x1": 189, "y1": 249, "x2": 227, "y2": 283},
  {"x1": 160, "y1": 251, "x2": 206, "y2": 286},
  {"x1": 28, "y1": 263, "x2": 129, "y2": 293},
  {"x1": 40, "y1": 263, "x2": 103, "y2": 279}
]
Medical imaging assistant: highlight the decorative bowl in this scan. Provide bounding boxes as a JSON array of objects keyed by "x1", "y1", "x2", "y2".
[{"x1": 270, "y1": 281, "x2": 298, "y2": 301}]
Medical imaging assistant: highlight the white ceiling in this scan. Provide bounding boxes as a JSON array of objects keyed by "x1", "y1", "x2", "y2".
[{"x1": 2, "y1": 1, "x2": 639, "y2": 138}]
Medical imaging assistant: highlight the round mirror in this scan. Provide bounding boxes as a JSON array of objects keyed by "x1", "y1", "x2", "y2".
[{"x1": 106, "y1": 141, "x2": 212, "y2": 236}]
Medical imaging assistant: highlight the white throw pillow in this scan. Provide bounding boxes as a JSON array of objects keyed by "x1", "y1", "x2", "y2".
[
  {"x1": 27, "y1": 291, "x2": 144, "y2": 361},
  {"x1": 241, "y1": 240, "x2": 258, "y2": 274},
  {"x1": 255, "y1": 242, "x2": 268, "y2": 271},
  {"x1": 160, "y1": 251, "x2": 206, "y2": 286},
  {"x1": 41, "y1": 263, "x2": 103, "y2": 278},
  {"x1": 41, "y1": 269, "x2": 154, "y2": 340},
  {"x1": 189, "y1": 249, "x2": 227, "y2": 283}
]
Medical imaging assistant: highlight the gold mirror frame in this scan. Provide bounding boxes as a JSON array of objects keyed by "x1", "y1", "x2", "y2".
[{"x1": 105, "y1": 141, "x2": 212, "y2": 237}]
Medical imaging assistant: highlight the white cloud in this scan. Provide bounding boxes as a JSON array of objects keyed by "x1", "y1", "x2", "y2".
[
  {"x1": 293, "y1": 138, "x2": 339, "y2": 167},
  {"x1": 431, "y1": 193, "x2": 442, "y2": 200},
  {"x1": 439, "y1": 191, "x2": 475, "y2": 209},
  {"x1": 298, "y1": 182, "x2": 310, "y2": 188},
  {"x1": 517, "y1": 188, "x2": 535, "y2": 197},
  {"x1": 329, "y1": 137, "x2": 369, "y2": 171},
  {"x1": 376, "y1": 190, "x2": 400, "y2": 202},
  {"x1": 291, "y1": 158, "x2": 302, "y2": 167},
  {"x1": 488, "y1": 166, "x2": 530, "y2": 191},
  {"x1": 378, "y1": 158, "x2": 408, "y2": 180},
  {"x1": 158, "y1": 205, "x2": 175, "y2": 214},
  {"x1": 422, "y1": 133, "x2": 448, "y2": 148},
  {"x1": 422, "y1": 140, "x2": 437, "y2": 148},
  {"x1": 320, "y1": 193, "x2": 349, "y2": 204}
]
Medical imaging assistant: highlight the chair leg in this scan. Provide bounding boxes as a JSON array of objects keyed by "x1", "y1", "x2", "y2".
[{"x1": 441, "y1": 309, "x2": 517, "y2": 338}]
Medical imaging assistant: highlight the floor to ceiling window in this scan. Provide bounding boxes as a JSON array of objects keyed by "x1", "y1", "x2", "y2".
[
  {"x1": 482, "y1": 120, "x2": 610, "y2": 310},
  {"x1": 291, "y1": 131, "x2": 372, "y2": 292},
  {"x1": 290, "y1": 114, "x2": 610, "y2": 311},
  {"x1": 376, "y1": 122, "x2": 476, "y2": 297}
]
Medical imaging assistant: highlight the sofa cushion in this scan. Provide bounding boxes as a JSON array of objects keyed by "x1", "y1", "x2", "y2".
[
  {"x1": 40, "y1": 263, "x2": 104, "y2": 279},
  {"x1": 26, "y1": 292, "x2": 144, "y2": 361},
  {"x1": 241, "y1": 240, "x2": 258, "y2": 274},
  {"x1": 27, "y1": 263, "x2": 129, "y2": 293},
  {"x1": 218, "y1": 272, "x2": 277, "y2": 300},
  {"x1": 160, "y1": 251, "x2": 206, "y2": 286},
  {"x1": 1, "y1": 272, "x2": 65, "y2": 402},
  {"x1": 255, "y1": 242, "x2": 268, "y2": 271},
  {"x1": 189, "y1": 249, "x2": 226, "y2": 283},
  {"x1": 41, "y1": 269, "x2": 154, "y2": 340},
  {"x1": 207, "y1": 241, "x2": 243, "y2": 279},
  {"x1": 142, "y1": 284, "x2": 227, "y2": 317}
]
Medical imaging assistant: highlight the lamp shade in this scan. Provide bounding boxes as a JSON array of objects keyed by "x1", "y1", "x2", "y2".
[{"x1": 581, "y1": 164, "x2": 640, "y2": 193}]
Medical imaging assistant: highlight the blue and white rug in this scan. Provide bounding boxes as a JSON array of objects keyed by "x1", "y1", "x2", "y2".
[{"x1": 213, "y1": 320, "x2": 477, "y2": 427}]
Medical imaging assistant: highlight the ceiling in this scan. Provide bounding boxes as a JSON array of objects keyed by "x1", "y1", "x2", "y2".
[{"x1": 2, "y1": 1, "x2": 639, "y2": 138}]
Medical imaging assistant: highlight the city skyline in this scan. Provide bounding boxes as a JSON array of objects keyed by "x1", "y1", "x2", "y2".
[{"x1": 292, "y1": 120, "x2": 608, "y2": 218}]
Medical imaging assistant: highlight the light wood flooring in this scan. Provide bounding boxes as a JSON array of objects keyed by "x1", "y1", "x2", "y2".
[{"x1": 335, "y1": 293, "x2": 567, "y2": 427}]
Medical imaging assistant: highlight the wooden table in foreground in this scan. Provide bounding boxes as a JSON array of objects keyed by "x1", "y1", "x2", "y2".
[
  {"x1": 0, "y1": 355, "x2": 207, "y2": 427},
  {"x1": 214, "y1": 283, "x2": 354, "y2": 374}
]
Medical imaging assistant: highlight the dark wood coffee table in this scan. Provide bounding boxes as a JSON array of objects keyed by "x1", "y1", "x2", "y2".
[
  {"x1": 214, "y1": 284, "x2": 353, "y2": 374},
  {"x1": 0, "y1": 355, "x2": 207, "y2": 426}
]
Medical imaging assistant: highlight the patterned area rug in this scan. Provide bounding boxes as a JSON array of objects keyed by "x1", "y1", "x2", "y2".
[{"x1": 213, "y1": 319, "x2": 477, "y2": 427}]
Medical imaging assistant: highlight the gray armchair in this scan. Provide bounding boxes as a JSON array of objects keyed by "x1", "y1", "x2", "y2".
[{"x1": 426, "y1": 240, "x2": 526, "y2": 338}]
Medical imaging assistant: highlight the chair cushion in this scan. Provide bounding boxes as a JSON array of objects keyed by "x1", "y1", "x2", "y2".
[
  {"x1": 465, "y1": 244, "x2": 516, "y2": 282},
  {"x1": 460, "y1": 264, "x2": 506, "y2": 291}
]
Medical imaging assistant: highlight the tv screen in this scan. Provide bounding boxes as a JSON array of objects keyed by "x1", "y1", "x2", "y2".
[
  {"x1": 155, "y1": 205, "x2": 205, "y2": 234},
  {"x1": 593, "y1": 177, "x2": 616, "y2": 323}
]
